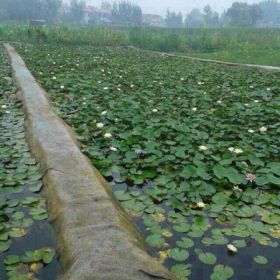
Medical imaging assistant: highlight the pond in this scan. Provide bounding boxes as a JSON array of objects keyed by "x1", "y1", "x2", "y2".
[
  {"x1": 17, "y1": 43, "x2": 280, "y2": 280},
  {"x1": 0, "y1": 47, "x2": 59, "y2": 280}
]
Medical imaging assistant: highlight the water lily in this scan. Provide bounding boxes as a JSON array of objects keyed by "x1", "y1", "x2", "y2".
[
  {"x1": 199, "y1": 145, "x2": 208, "y2": 151},
  {"x1": 103, "y1": 87, "x2": 108, "y2": 90},
  {"x1": 104, "y1": 133, "x2": 112, "y2": 139},
  {"x1": 233, "y1": 185, "x2": 242, "y2": 192},
  {"x1": 101, "y1": 111, "x2": 107, "y2": 115},
  {"x1": 82, "y1": 102, "x2": 86, "y2": 105},
  {"x1": 5, "y1": 110, "x2": 10, "y2": 114},
  {"x1": 1, "y1": 105, "x2": 7, "y2": 109},
  {"x1": 266, "y1": 87, "x2": 271, "y2": 91},
  {"x1": 52, "y1": 76, "x2": 57, "y2": 80},
  {"x1": 197, "y1": 201, "x2": 206, "y2": 208},
  {"x1": 254, "y1": 100, "x2": 259, "y2": 103},
  {"x1": 60, "y1": 85, "x2": 65, "y2": 89},
  {"x1": 152, "y1": 109, "x2": 158, "y2": 113},
  {"x1": 228, "y1": 147, "x2": 235, "y2": 152},
  {"x1": 246, "y1": 173, "x2": 256, "y2": 183},
  {"x1": 217, "y1": 100, "x2": 222, "y2": 104},
  {"x1": 259, "y1": 126, "x2": 267, "y2": 133},
  {"x1": 135, "y1": 148, "x2": 143, "y2": 155},
  {"x1": 234, "y1": 148, "x2": 243, "y2": 154},
  {"x1": 197, "y1": 81, "x2": 204, "y2": 85},
  {"x1": 227, "y1": 244, "x2": 238, "y2": 253},
  {"x1": 96, "y1": 123, "x2": 104, "y2": 129},
  {"x1": 110, "y1": 146, "x2": 117, "y2": 152},
  {"x1": 192, "y1": 107, "x2": 197, "y2": 112},
  {"x1": 248, "y1": 129, "x2": 255, "y2": 133}
]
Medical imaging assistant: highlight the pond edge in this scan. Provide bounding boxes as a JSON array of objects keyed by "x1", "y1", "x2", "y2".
[{"x1": 3, "y1": 43, "x2": 174, "y2": 280}]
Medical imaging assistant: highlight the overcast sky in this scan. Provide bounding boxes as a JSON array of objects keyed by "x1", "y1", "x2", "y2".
[{"x1": 81, "y1": 0, "x2": 260, "y2": 15}]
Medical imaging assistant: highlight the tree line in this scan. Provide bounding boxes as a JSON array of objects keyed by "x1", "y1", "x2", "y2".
[{"x1": 0, "y1": 0, "x2": 280, "y2": 27}]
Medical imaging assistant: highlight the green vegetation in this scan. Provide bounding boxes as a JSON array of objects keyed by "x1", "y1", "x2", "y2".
[
  {"x1": 1, "y1": 24, "x2": 280, "y2": 66},
  {"x1": 0, "y1": 47, "x2": 58, "y2": 279},
  {"x1": 17, "y1": 43, "x2": 280, "y2": 280}
]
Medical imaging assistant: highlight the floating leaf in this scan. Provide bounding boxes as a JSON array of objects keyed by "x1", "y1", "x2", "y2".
[{"x1": 253, "y1": 256, "x2": 268, "y2": 265}]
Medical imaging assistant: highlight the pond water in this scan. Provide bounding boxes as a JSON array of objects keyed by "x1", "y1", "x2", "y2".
[
  {"x1": 0, "y1": 47, "x2": 60, "y2": 280},
  {"x1": 111, "y1": 178, "x2": 280, "y2": 280}
]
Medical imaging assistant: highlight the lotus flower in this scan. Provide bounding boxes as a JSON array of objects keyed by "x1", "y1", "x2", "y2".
[{"x1": 246, "y1": 173, "x2": 256, "y2": 183}]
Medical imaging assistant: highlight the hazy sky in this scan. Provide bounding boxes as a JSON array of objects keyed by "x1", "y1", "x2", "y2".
[{"x1": 82, "y1": 0, "x2": 260, "y2": 15}]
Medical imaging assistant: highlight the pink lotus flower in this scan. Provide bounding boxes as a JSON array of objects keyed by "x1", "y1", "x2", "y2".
[{"x1": 246, "y1": 173, "x2": 256, "y2": 183}]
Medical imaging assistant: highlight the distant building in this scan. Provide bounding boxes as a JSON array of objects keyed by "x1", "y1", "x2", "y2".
[
  {"x1": 83, "y1": 6, "x2": 112, "y2": 25},
  {"x1": 142, "y1": 14, "x2": 166, "y2": 27}
]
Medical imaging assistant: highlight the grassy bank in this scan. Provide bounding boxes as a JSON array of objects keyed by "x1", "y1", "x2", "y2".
[{"x1": 1, "y1": 24, "x2": 280, "y2": 65}]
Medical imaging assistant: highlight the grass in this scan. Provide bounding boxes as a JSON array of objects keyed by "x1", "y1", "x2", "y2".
[
  {"x1": 17, "y1": 42, "x2": 280, "y2": 280},
  {"x1": 1, "y1": 23, "x2": 280, "y2": 66}
]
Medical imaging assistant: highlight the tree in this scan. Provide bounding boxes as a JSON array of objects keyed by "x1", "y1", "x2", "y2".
[
  {"x1": 112, "y1": 1, "x2": 142, "y2": 26},
  {"x1": 3, "y1": 0, "x2": 42, "y2": 21},
  {"x1": 226, "y1": 2, "x2": 263, "y2": 26},
  {"x1": 101, "y1": 1, "x2": 112, "y2": 11},
  {"x1": 165, "y1": 10, "x2": 183, "y2": 28},
  {"x1": 41, "y1": 0, "x2": 62, "y2": 23},
  {"x1": 69, "y1": 0, "x2": 86, "y2": 24},
  {"x1": 259, "y1": 0, "x2": 280, "y2": 25},
  {"x1": 186, "y1": 9, "x2": 204, "y2": 28},
  {"x1": 0, "y1": 0, "x2": 62, "y2": 22},
  {"x1": 203, "y1": 5, "x2": 220, "y2": 27}
]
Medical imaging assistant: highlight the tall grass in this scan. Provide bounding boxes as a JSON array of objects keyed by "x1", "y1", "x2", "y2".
[{"x1": 1, "y1": 23, "x2": 280, "y2": 65}]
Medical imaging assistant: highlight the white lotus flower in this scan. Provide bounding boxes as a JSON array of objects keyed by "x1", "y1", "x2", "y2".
[
  {"x1": 228, "y1": 147, "x2": 235, "y2": 152},
  {"x1": 197, "y1": 81, "x2": 204, "y2": 85},
  {"x1": 259, "y1": 126, "x2": 267, "y2": 133},
  {"x1": 234, "y1": 148, "x2": 243, "y2": 154},
  {"x1": 82, "y1": 102, "x2": 86, "y2": 105},
  {"x1": 197, "y1": 201, "x2": 206, "y2": 208},
  {"x1": 180, "y1": 78, "x2": 185, "y2": 81},
  {"x1": 152, "y1": 109, "x2": 158, "y2": 113},
  {"x1": 96, "y1": 123, "x2": 104, "y2": 129},
  {"x1": 249, "y1": 85, "x2": 254, "y2": 89},
  {"x1": 60, "y1": 85, "x2": 65, "y2": 89},
  {"x1": 5, "y1": 110, "x2": 10, "y2": 114},
  {"x1": 199, "y1": 145, "x2": 208, "y2": 151},
  {"x1": 233, "y1": 185, "x2": 242, "y2": 191},
  {"x1": 248, "y1": 129, "x2": 255, "y2": 133},
  {"x1": 101, "y1": 111, "x2": 107, "y2": 115},
  {"x1": 52, "y1": 76, "x2": 57, "y2": 80},
  {"x1": 192, "y1": 107, "x2": 197, "y2": 112},
  {"x1": 244, "y1": 103, "x2": 249, "y2": 107},
  {"x1": 104, "y1": 133, "x2": 112, "y2": 139},
  {"x1": 227, "y1": 244, "x2": 238, "y2": 253},
  {"x1": 110, "y1": 146, "x2": 117, "y2": 151},
  {"x1": 217, "y1": 100, "x2": 222, "y2": 104},
  {"x1": 83, "y1": 97, "x2": 87, "y2": 100},
  {"x1": 266, "y1": 87, "x2": 271, "y2": 91},
  {"x1": 254, "y1": 100, "x2": 259, "y2": 103},
  {"x1": 103, "y1": 87, "x2": 108, "y2": 90},
  {"x1": 1, "y1": 105, "x2": 7, "y2": 109}
]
